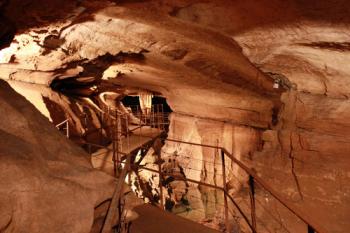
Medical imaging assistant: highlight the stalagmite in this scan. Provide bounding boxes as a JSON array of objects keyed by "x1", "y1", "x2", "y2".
[{"x1": 139, "y1": 92, "x2": 153, "y2": 115}]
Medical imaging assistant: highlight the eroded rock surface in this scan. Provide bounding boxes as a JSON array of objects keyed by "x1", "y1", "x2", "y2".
[
  {"x1": 0, "y1": 80, "x2": 114, "y2": 233},
  {"x1": 1, "y1": 0, "x2": 350, "y2": 232}
]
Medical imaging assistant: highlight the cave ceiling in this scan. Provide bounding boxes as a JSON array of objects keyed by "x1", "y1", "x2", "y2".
[{"x1": 0, "y1": 0, "x2": 350, "y2": 127}]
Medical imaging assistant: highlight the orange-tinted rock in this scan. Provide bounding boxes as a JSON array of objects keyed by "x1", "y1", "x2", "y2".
[{"x1": 0, "y1": 80, "x2": 114, "y2": 232}]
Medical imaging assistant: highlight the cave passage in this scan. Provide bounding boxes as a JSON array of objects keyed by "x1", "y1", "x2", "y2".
[
  {"x1": 1, "y1": 0, "x2": 350, "y2": 233},
  {"x1": 122, "y1": 95, "x2": 173, "y2": 114}
]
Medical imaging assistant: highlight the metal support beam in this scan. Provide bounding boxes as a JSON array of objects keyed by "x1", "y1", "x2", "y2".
[
  {"x1": 221, "y1": 149, "x2": 229, "y2": 232},
  {"x1": 112, "y1": 127, "x2": 117, "y2": 177},
  {"x1": 66, "y1": 120, "x2": 69, "y2": 138},
  {"x1": 101, "y1": 156, "x2": 131, "y2": 233},
  {"x1": 249, "y1": 175, "x2": 257, "y2": 233},
  {"x1": 308, "y1": 225, "x2": 315, "y2": 233},
  {"x1": 158, "y1": 151, "x2": 164, "y2": 209}
]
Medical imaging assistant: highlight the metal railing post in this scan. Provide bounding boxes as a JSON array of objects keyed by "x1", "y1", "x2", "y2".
[
  {"x1": 249, "y1": 175, "x2": 257, "y2": 232},
  {"x1": 84, "y1": 113, "x2": 88, "y2": 131},
  {"x1": 116, "y1": 112, "x2": 121, "y2": 177},
  {"x1": 99, "y1": 127, "x2": 102, "y2": 145},
  {"x1": 221, "y1": 149, "x2": 229, "y2": 232},
  {"x1": 161, "y1": 105, "x2": 164, "y2": 130},
  {"x1": 158, "y1": 152, "x2": 164, "y2": 209},
  {"x1": 308, "y1": 225, "x2": 315, "y2": 233},
  {"x1": 157, "y1": 105, "x2": 160, "y2": 129},
  {"x1": 66, "y1": 120, "x2": 69, "y2": 138},
  {"x1": 126, "y1": 115, "x2": 130, "y2": 153},
  {"x1": 55, "y1": 119, "x2": 70, "y2": 139},
  {"x1": 112, "y1": 127, "x2": 117, "y2": 177},
  {"x1": 144, "y1": 138, "x2": 328, "y2": 233}
]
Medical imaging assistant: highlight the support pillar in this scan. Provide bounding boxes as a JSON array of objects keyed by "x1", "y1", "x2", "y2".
[
  {"x1": 221, "y1": 149, "x2": 229, "y2": 232},
  {"x1": 158, "y1": 151, "x2": 164, "y2": 209},
  {"x1": 249, "y1": 175, "x2": 257, "y2": 232}
]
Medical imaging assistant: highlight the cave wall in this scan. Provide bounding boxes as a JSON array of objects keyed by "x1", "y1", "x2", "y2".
[
  {"x1": 162, "y1": 90, "x2": 350, "y2": 233},
  {"x1": 253, "y1": 90, "x2": 350, "y2": 233},
  {"x1": 1, "y1": 0, "x2": 350, "y2": 232},
  {"x1": 0, "y1": 80, "x2": 114, "y2": 233},
  {"x1": 6, "y1": 80, "x2": 129, "y2": 145},
  {"x1": 9, "y1": 81, "x2": 97, "y2": 139},
  {"x1": 162, "y1": 113, "x2": 261, "y2": 188}
]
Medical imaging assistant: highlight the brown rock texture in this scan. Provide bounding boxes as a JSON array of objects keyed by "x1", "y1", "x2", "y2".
[
  {"x1": 1, "y1": 0, "x2": 350, "y2": 232},
  {"x1": 0, "y1": 80, "x2": 114, "y2": 233}
]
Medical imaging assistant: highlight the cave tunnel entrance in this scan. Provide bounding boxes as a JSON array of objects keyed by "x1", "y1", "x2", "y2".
[
  {"x1": 122, "y1": 94, "x2": 172, "y2": 132},
  {"x1": 121, "y1": 95, "x2": 173, "y2": 114}
]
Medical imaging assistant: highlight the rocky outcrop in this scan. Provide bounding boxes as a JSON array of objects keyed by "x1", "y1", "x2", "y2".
[
  {"x1": 169, "y1": 1, "x2": 350, "y2": 232},
  {"x1": 0, "y1": 80, "x2": 115, "y2": 233},
  {"x1": 253, "y1": 90, "x2": 350, "y2": 232},
  {"x1": 163, "y1": 113, "x2": 261, "y2": 188},
  {"x1": 0, "y1": 0, "x2": 280, "y2": 129}
]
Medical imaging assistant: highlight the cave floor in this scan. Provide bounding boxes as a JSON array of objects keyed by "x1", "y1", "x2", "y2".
[
  {"x1": 129, "y1": 204, "x2": 221, "y2": 233},
  {"x1": 91, "y1": 126, "x2": 163, "y2": 175}
]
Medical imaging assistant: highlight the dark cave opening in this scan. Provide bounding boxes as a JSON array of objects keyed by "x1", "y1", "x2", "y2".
[{"x1": 121, "y1": 95, "x2": 173, "y2": 114}]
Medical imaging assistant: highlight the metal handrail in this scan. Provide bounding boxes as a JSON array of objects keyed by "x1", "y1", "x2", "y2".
[
  {"x1": 55, "y1": 119, "x2": 69, "y2": 128},
  {"x1": 55, "y1": 119, "x2": 69, "y2": 138},
  {"x1": 84, "y1": 139, "x2": 256, "y2": 233},
  {"x1": 164, "y1": 138, "x2": 327, "y2": 233},
  {"x1": 79, "y1": 119, "x2": 327, "y2": 233},
  {"x1": 221, "y1": 148, "x2": 327, "y2": 233},
  {"x1": 123, "y1": 135, "x2": 328, "y2": 233}
]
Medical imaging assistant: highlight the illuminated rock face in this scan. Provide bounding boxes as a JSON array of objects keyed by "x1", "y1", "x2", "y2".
[
  {"x1": 169, "y1": 2, "x2": 350, "y2": 232},
  {"x1": 0, "y1": 80, "x2": 114, "y2": 232},
  {"x1": 253, "y1": 90, "x2": 350, "y2": 232},
  {"x1": 163, "y1": 113, "x2": 260, "y2": 187},
  {"x1": 0, "y1": 0, "x2": 279, "y2": 128},
  {"x1": 0, "y1": 0, "x2": 350, "y2": 232}
]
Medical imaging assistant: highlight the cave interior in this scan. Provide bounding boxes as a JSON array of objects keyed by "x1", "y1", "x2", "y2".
[{"x1": 0, "y1": 1, "x2": 349, "y2": 233}]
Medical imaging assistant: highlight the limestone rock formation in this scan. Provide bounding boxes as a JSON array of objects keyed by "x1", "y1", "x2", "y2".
[
  {"x1": 0, "y1": 80, "x2": 114, "y2": 233},
  {"x1": 1, "y1": 0, "x2": 350, "y2": 232}
]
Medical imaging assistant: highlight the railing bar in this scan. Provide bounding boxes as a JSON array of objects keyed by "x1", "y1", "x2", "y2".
[
  {"x1": 308, "y1": 225, "x2": 315, "y2": 233},
  {"x1": 221, "y1": 148, "x2": 328, "y2": 233},
  {"x1": 131, "y1": 137, "x2": 327, "y2": 233},
  {"x1": 254, "y1": 197, "x2": 293, "y2": 233},
  {"x1": 101, "y1": 157, "x2": 131, "y2": 233},
  {"x1": 185, "y1": 194, "x2": 226, "y2": 206},
  {"x1": 55, "y1": 119, "x2": 69, "y2": 128},
  {"x1": 162, "y1": 154, "x2": 224, "y2": 167},
  {"x1": 135, "y1": 165, "x2": 224, "y2": 190},
  {"x1": 224, "y1": 190, "x2": 256, "y2": 233},
  {"x1": 249, "y1": 175, "x2": 257, "y2": 231},
  {"x1": 157, "y1": 152, "x2": 164, "y2": 209},
  {"x1": 166, "y1": 138, "x2": 221, "y2": 149},
  {"x1": 81, "y1": 118, "x2": 326, "y2": 233},
  {"x1": 221, "y1": 149, "x2": 229, "y2": 232}
]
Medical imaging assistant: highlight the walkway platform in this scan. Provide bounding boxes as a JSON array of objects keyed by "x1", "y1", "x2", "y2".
[
  {"x1": 91, "y1": 126, "x2": 162, "y2": 175},
  {"x1": 129, "y1": 204, "x2": 221, "y2": 233}
]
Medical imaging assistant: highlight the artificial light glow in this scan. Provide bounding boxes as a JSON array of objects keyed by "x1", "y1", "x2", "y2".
[
  {"x1": 0, "y1": 34, "x2": 43, "y2": 64},
  {"x1": 102, "y1": 65, "x2": 121, "y2": 80},
  {"x1": 0, "y1": 43, "x2": 17, "y2": 63}
]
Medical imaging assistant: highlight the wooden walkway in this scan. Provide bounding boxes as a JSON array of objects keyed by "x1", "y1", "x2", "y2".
[
  {"x1": 91, "y1": 127, "x2": 162, "y2": 175},
  {"x1": 129, "y1": 204, "x2": 221, "y2": 233}
]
